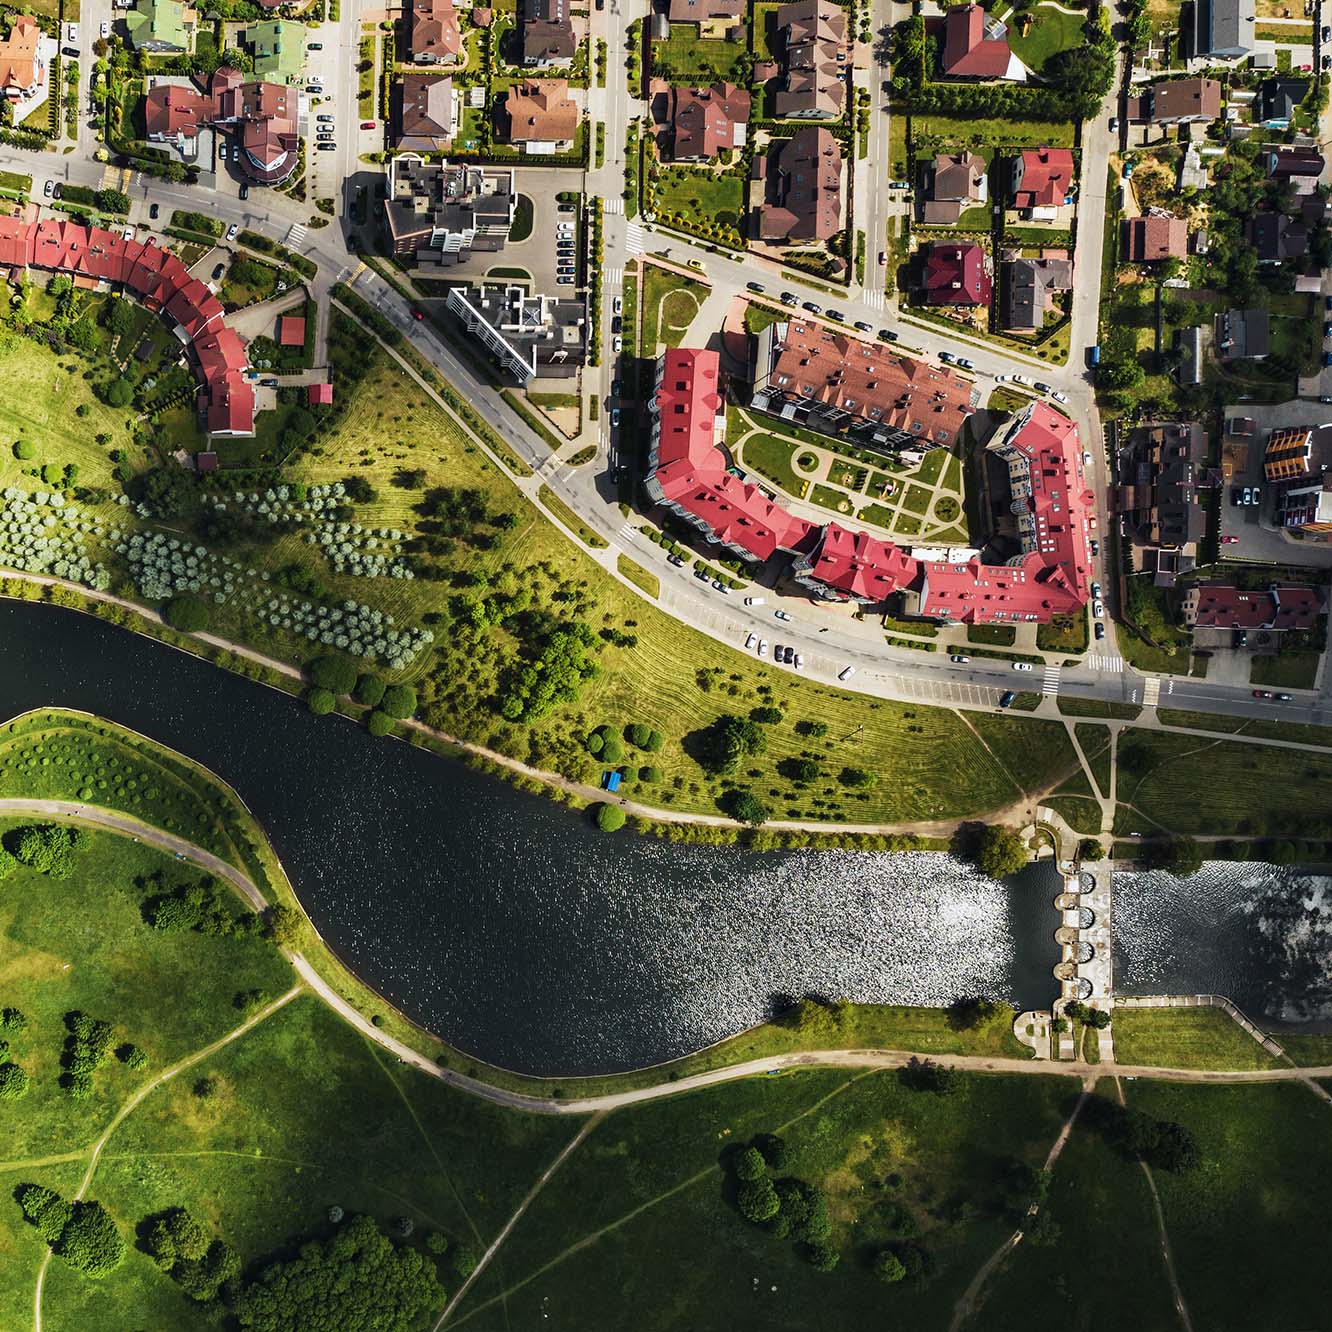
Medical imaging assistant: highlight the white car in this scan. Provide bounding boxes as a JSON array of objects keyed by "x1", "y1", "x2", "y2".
[
  {"x1": 226, "y1": 223, "x2": 239, "y2": 241},
  {"x1": 612, "y1": 334, "x2": 622, "y2": 355},
  {"x1": 1012, "y1": 661, "x2": 1034, "y2": 672},
  {"x1": 838, "y1": 665, "x2": 855, "y2": 681},
  {"x1": 1012, "y1": 373, "x2": 1033, "y2": 387},
  {"x1": 758, "y1": 640, "x2": 768, "y2": 658},
  {"x1": 612, "y1": 296, "x2": 622, "y2": 315},
  {"x1": 100, "y1": 20, "x2": 109, "y2": 37},
  {"x1": 743, "y1": 595, "x2": 765, "y2": 606},
  {"x1": 774, "y1": 608, "x2": 791, "y2": 621},
  {"x1": 744, "y1": 632, "x2": 756, "y2": 650},
  {"x1": 995, "y1": 374, "x2": 1010, "y2": 383},
  {"x1": 1083, "y1": 451, "x2": 1092, "y2": 466},
  {"x1": 66, "y1": 22, "x2": 78, "y2": 42},
  {"x1": 1094, "y1": 600, "x2": 1104, "y2": 618},
  {"x1": 1051, "y1": 391, "x2": 1069, "y2": 404}
]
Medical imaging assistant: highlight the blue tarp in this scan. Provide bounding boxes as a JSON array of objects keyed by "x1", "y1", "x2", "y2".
[{"x1": 604, "y1": 770, "x2": 622, "y2": 792}]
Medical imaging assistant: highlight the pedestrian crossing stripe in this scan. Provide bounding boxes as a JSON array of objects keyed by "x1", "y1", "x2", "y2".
[
  {"x1": 1041, "y1": 664, "x2": 1061, "y2": 696},
  {"x1": 605, "y1": 197, "x2": 624, "y2": 214}
]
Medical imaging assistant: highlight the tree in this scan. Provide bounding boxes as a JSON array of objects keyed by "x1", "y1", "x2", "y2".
[
  {"x1": 786, "y1": 757, "x2": 820, "y2": 783},
  {"x1": 874, "y1": 1250, "x2": 907, "y2": 1284},
  {"x1": 13, "y1": 440, "x2": 34, "y2": 460},
  {"x1": 11, "y1": 823, "x2": 84, "y2": 879},
  {"x1": 699, "y1": 714, "x2": 767, "y2": 775},
  {"x1": 310, "y1": 654, "x2": 358, "y2": 695},
  {"x1": 56, "y1": 1200, "x2": 125, "y2": 1277},
  {"x1": 947, "y1": 995, "x2": 1005, "y2": 1030},
  {"x1": 163, "y1": 593, "x2": 209, "y2": 632},
  {"x1": 105, "y1": 297, "x2": 135, "y2": 337},
  {"x1": 147, "y1": 1208, "x2": 210, "y2": 1269},
  {"x1": 753, "y1": 1133, "x2": 787, "y2": 1170},
  {"x1": 1, "y1": 1007, "x2": 29, "y2": 1032},
  {"x1": 624, "y1": 722, "x2": 651, "y2": 748},
  {"x1": 805, "y1": 1241, "x2": 839, "y2": 1271},
  {"x1": 380, "y1": 685, "x2": 417, "y2": 719},
  {"x1": 736, "y1": 1177, "x2": 780, "y2": 1223},
  {"x1": 1150, "y1": 1121, "x2": 1200, "y2": 1173},
  {"x1": 307, "y1": 686, "x2": 335, "y2": 716},
  {"x1": 749, "y1": 705, "x2": 784, "y2": 725},
  {"x1": 233, "y1": 1215, "x2": 444, "y2": 1332},
  {"x1": 0, "y1": 1062, "x2": 29, "y2": 1099},
  {"x1": 596, "y1": 804, "x2": 626, "y2": 832},
  {"x1": 342, "y1": 474, "x2": 379, "y2": 504},
  {"x1": 133, "y1": 464, "x2": 197, "y2": 517},
  {"x1": 732, "y1": 1146, "x2": 766, "y2": 1182},
  {"x1": 838, "y1": 767, "x2": 876, "y2": 789},
  {"x1": 116, "y1": 1043, "x2": 148, "y2": 1070},
  {"x1": 899, "y1": 1056, "x2": 960, "y2": 1095},
  {"x1": 1025, "y1": 1210, "x2": 1061, "y2": 1247},
  {"x1": 0, "y1": 845, "x2": 17, "y2": 881},
  {"x1": 1079, "y1": 839, "x2": 1105, "y2": 862},
  {"x1": 354, "y1": 674, "x2": 386, "y2": 707},
  {"x1": 600, "y1": 734, "x2": 624, "y2": 764},
  {"x1": 367, "y1": 710, "x2": 394, "y2": 737},
  {"x1": 974, "y1": 825, "x2": 1028, "y2": 878},
  {"x1": 1148, "y1": 838, "x2": 1203, "y2": 878},
  {"x1": 721, "y1": 789, "x2": 770, "y2": 826},
  {"x1": 266, "y1": 904, "x2": 303, "y2": 950}
]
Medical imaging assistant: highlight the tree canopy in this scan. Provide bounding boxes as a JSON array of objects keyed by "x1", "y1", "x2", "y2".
[{"x1": 974, "y1": 825, "x2": 1028, "y2": 878}]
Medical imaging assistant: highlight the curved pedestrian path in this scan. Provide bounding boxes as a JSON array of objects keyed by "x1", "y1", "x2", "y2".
[{"x1": 3, "y1": 800, "x2": 1331, "y2": 1118}]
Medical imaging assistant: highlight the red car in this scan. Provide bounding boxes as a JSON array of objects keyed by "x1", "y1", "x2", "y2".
[
  {"x1": 412, "y1": 308, "x2": 424, "y2": 320},
  {"x1": 1220, "y1": 535, "x2": 1239, "y2": 544},
  {"x1": 361, "y1": 120, "x2": 376, "y2": 130},
  {"x1": 1253, "y1": 690, "x2": 1274, "y2": 699}
]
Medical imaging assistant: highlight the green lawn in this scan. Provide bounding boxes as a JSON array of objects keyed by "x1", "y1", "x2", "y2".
[
  {"x1": 1157, "y1": 708, "x2": 1332, "y2": 747},
  {"x1": 450, "y1": 1070, "x2": 1078, "y2": 1332},
  {"x1": 811, "y1": 482, "x2": 856, "y2": 516},
  {"x1": 1075, "y1": 723, "x2": 1112, "y2": 798},
  {"x1": 617, "y1": 553, "x2": 659, "y2": 599},
  {"x1": 1058, "y1": 699, "x2": 1142, "y2": 720},
  {"x1": 1249, "y1": 651, "x2": 1321, "y2": 689},
  {"x1": 1035, "y1": 609, "x2": 1088, "y2": 654},
  {"x1": 965, "y1": 714, "x2": 1081, "y2": 799},
  {"x1": 641, "y1": 266, "x2": 709, "y2": 354},
  {"x1": 652, "y1": 24, "x2": 749, "y2": 80},
  {"x1": 1122, "y1": 1081, "x2": 1332, "y2": 1332},
  {"x1": 967, "y1": 624, "x2": 1017, "y2": 647},
  {"x1": 1005, "y1": 4, "x2": 1088, "y2": 72},
  {"x1": 900, "y1": 482, "x2": 932, "y2": 515},
  {"x1": 1111, "y1": 1007, "x2": 1282, "y2": 1071},
  {"x1": 735, "y1": 426, "x2": 809, "y2": 498},
  {"x1": 1044, "y1": 794, "x2": 1102, "y2": 834},
  {"x1": 910, "y1": 114, "x2": 1076, "y2": 149},
  {"x1": 653, "y1": 167, "x2": 746, "y2": 239}
]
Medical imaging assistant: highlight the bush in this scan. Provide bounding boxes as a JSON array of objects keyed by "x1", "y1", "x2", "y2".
[
  {"x1": 13, "y1": 441, "x2": 34, "y2": 460},
  {"x1": 309, "y1": 654, "x2": 358, "y2": 695},
  {"x1": 379, "y1": 684, "x2": 417, "y2": 719},
  {"x1": 874, "y1": 1250, "x2": 906, "y2": 1284},
  {"x1": 732, "y1": 1146, "x2": 766, "y2": 1181},
  {"x1": 596, "y1": 804, "x2": 626, "y2": 832},
  {"x1": 624, "y1": 722, "x2": 651, "y2": 748},
  {"x1": 366, "y1": 710, "x2": 394, "y2": 737},
  {"x1": 640, "y1": 765, "x2": 662, "y2": 783},
  {"x1": 0, "y1": 1062, "x2": 30, "y2": 1099},
  {"x1": 353, "y1": 673, "x2": 386, "y2": 707},
  {"x1": 600, "y1": 735, "x2": 624, "y2": 764},
  {"x1": 307, "y1": 687, "x2": 335, "y2": 716},
  {"x1": 116, "y1": 1043, "x2": 149, "y2": 1070},
  {"x1": 163, "y1": 593, "x2": 210, "y2": 633},
  {"x1": 805, "y1": 1241, "x2": 839, "y2": 1271},
  {"x1": 736, "y1": 1178, "x2": 780, "y2": 1223},
  {"x1": 585, "y1": 731, "x2": 604, "y2": 755}
]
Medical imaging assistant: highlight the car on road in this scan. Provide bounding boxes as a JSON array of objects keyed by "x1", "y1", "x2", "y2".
[
  {"x1": 855, "y1": 320, "x2": 872, "y2": 332},
  {"x1": 1094, "y1": 623, "x2": 1105, "y2": 641},
  {"x1": 412, "y1": 308, "x2": 425, "y2": 320},
  {"x1": 612, "y1": 334, "x2": 622, "y2": 355},
  {"x1": 826, "y1": 309, "x2": 844, "y2": 321},
  {"x1": 774, "y1": 608, "x2": 791, "y2": 621},
  {"x1": 878, "y1": 328, "x2": 898, "y2": 342},
  {"x1": 744, "y1": 596, "x2": 765, "y2": 606},
  {"x1": 878, "y1": 250, "x2": 887, "y2": 265},
  {"x1": 613, "y1": 296, "x2": 622, "y2": 314},
  {"x1": 956, "y1": 357, "x2": 974, "y2": 370},
  {"x1": 667, "y1": 553, "x2": 684, "y2": 566},
  {"x1": 939, "y1": 351, "x2": 955, "y2": 364},
  {"x1": 1253, "y1": 690, "x2": 1274, "y2": 699},
  {"x1": 308, "y1": 41, "x2": 322, "y2": 49},
  {"x1": 998, "y1": 691, "x2": 1016, "y2": 708},
  {"x1": 360, "y1": 121, "x2": 376, "y2": 130},
  {"x1": 225, "y1": 223, "x2": 238, "y2": 241},
  {"x1": 758, "y1": 640, "x2": 768, "y2": 657},
  {"x1": 148, "y1": 202, "x2": 159, "y2": 218},
  {"x1": 610, "y1": 407, "x2": 620, "y2": 428},
  {"x1": 1093, "y1": 599, "x2": 1104, "y2": 618},
  {"x1": 1051, "y1": 390, "x2": 1069, "y2": 404},
  {"x1": 317, "y1": 113, "x2": 335, "y2": 122},
  {"x1": 781, "y1": 291, "x2": 798, "y2": 306},
  {"x1": 1277, "y1": 693, "x2": 1293, "y2": 701},
  {"x1": 1089, "y1": 539, "x2": 1099, "y2": 556},
  {"x1": 745, "y1": 632, "x2": 756, "y2": 650},
  {"x1": 950, "y1": 654, "x2": 970, "y2": 664},
  {"x1": 43, "y1": 179, "x2": 52, "y2": 196},
  {"x1": 838, "y1": 665, "x2": 854, "y2": 681},
  {"x1": 316, "y1": 142, "x2": 336, "y2": 150},
  {"x1": 746, "y1": 282, "x2": 765, "y2": 293},
  {"x1": 793, "y1": 652, "x2": 803, "y2": 670},
  {"x1": 802, "y1": 301, "x2": 821, "y2": 314},
  {"x1": 212, "y1": 262, "x2": 225, "y2": 279},
  {"x1": 100, "y1": 20, "x2": 109, "y2": 37},
  {"x1": 1012, "y1": 661, "x2": 1033, "y2": 672},
  {"x1": 1220, "y1": 534, "x2": 1239, "y2": 544}
]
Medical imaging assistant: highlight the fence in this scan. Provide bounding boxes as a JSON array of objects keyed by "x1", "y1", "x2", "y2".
[{"x1": 1114, "y1": 993, "x2": 1286, "y2": 1058}]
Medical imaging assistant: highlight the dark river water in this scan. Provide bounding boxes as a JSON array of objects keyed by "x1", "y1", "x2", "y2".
[{"x1": 1, "y1": 601, "x2": 1327, "y2": 1070}]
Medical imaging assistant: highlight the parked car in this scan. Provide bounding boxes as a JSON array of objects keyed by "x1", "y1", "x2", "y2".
[
  {"x1": 1012, "y1": 661, "x2": 1033, "y2": 672},
  {"x1": 412, "y1": 308, "x2": 424, "y2": 320},
  {"x1": 1241, "y1": 487, "x2": 1253, "y2": 505},
  {"x1": 1253, "y1": 689, "x2": 1275, "y2": 699},
  {"x1": 1091, "y1": 581, "x2": 1102, "y2": 599},
  {"x1": 783, "y1": 646, "x2": 795, "y2": 664},
  {"x1": 316, "y1": 142, "x2": 336, "y2": 150},
  {"x1": 758, "y1": 640, "x2": 769, "y2": 658},
  {"x1": 1034, "y1": 380, "x2": 1052, "y2": 393},
  {"x1": 793, "y1": 653, "x2": 803, "y2": 671},
  {"x1": 612, "y1": 335, "x2": 622, "y2": 355},
  {"x1": 1094, "y1": 623, "x2": 1105, "y2": 640},
  {"x1": 42, "y1": 179, "x2": 52, "y2": 197},
  {"x1": 746, "y1": 282, "x2": 765, "y2": 293},
  {"x1": 238, "y1": 183, "x2": 248, "y2": 200},
  {"x1": 1090, "y1": 539, "x2": 1099, "y2": 556},
  {"x1": 939, "y1": 351, "x2": 955, "y2": 364},
  {"x1": 826, "y1": 309, "x2": 844, "y2": 321},
  {"x1": 360, "y1": 121, "x2": 376, "y2": 130},
  {"x1": 694, "y1": 568, "x2": 708, "y2": 580},
  {"x1": 1277, "y1": 693, "x2": 1293, "y2": 702},
  {"x1": 855, "y1": 321, "x2": 872, "y2": 332},
  {"x1": 558, "y1": 203, "x2": 576, "y2": 213},
  {"x1": 100, "y1": 21, "x2": 109, "y2": 38},
  {"x1": 1093, "y1": 600, "x2": 1104, "y2": 618},
  {"x1": 610, "y1": 407, "x2": 620, "y2": 428},
  {"x1": 744, "y1": 596, "x2": 765, "y2": 606},
  {"x1": 212, "y1": 262, "x2": 225, "y2": 279},
  {"x1": 838, "y1": 665, "x2": 855, "y2": 681},
  {"x1": 781, "y1": 291, "x2": 798, "y2": 306},
  {"x1": 956, "y1": 357, "x2": 974, "y2": 370},
  {"x1": 774, "y1": 608, "x2": 791, "y2": 621},
  {"x1": 613, "y1": 296, "x2": 622, "y2": 314},
  {"x1": 225, "y1": 223, "x2": 238, "y2": 241},
  {"x1": 878, "y1": 328, "x2": 898, "y2": 342},
  {"x1": 802, "y1": 301, "x2": 821, "y2": 314},
  {"x1": 148, "y1": 202, "x2": 158, "y2": 218},
  {"x1": 745, "y1": 632, "x2": 756, "y2": 650},
  {"x1": 1220, "y1": 535, "x2": 1239, "y2": 544},
  {"x1": 667, "y1": 553, "x2": 684, "y2": 566},
  {"x1": 610, "y1": 316, "x2": 621, "y2": 334},
  {"x1": 308, "y1": 41, "x2": 323, "y2": 49},
  {"x1": 712, "y1": 579, "x2": 728, "y2": 594},
  {"x1": 998, "y1": 691, "x2": 1016, "y2": 708},
  {"x1": 1231, "y1": 487, "x2": 1244, "y2": 506},
  {"x1": 878, "y1": 250, "x2": 887, "y2": 265},
  {"x1": 1051, "y1": 391, "x2": 1069, "y2": 404},
  {"x1": 66, "y1": 22, "x2": 77, "y2": 42},
  {"x1": 218, "y1": 143, "x2": 228, "y2": 160},
  {"x1": 1250, "y1": 486, "x2": 1261, "y2": 506},
  {"x1": 557, "y1": 276, "x2": 574, "y2": 284},
  {"x1": 317, "y1": 113, "x2": 335, "y2": 122},
  {"x1": 1235, "y1": 629, "x2": 1248, "y2": 648},
  {"x1": 950, "y1": 654, "x2": 970, "y2": 664},
  {"x1": 317, "y1": 131, "x2": 335, "y2": 140}
]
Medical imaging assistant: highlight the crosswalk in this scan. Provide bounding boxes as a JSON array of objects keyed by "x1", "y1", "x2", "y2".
[
  {"x1": 862, "y1": 287, "x2": 886, "y2": 311},
  {"x1": 1084, "y1": 653, "x2": 1124, "y2": 672},
  {"x1": 284, "y1": 222, "x2": 307, "y2": 251},
  {"x1": 605, "y1": 265, "x2": 623, "y2": 287},
  {"x1": 1041, "y1": 662, "x2": 1061, "y2": 696},
  {"x1": 1141, "y1": 675, "x2": 1161, "y2": 708},
  {"x1": 625, "y1": 223, "x2": 646, "y2": 256},
  {"x1": 615, "y1": 519, "x2": 635, "y2": 542},
  {"x1": 605, "y1": 197, "x2": 624, "y2": 215}
]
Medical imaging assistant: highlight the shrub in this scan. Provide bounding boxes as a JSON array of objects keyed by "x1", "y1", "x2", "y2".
[
  {"x1": 0, "y1": 1062, "x2": 30, "y2": 1099},
  {"x1": 13, "y1": 441, "x2": 34, "y2": 460},
  {"x1": 644, "y1": 729, "x2": 664, "y2": 751},
  {"x1": 600, "y1": 735, "x2": 624, "y2": 764},
  {"x1": 596, "y1": 803, "x2": 626, "y2": 832},
  {"x1": 163, "y1": 593, "x2": 209, "y2": 633},
  {"x1": 379, "y1": 684, "x2": 417, "y2": 719},
  {"x1": 366, "y1": 710, "x2": 394, "y2": 737},
  {"x1": 640, "y1": 765, "x2": 663, "y2": 783},
  {"x1": 624, "y1": 722, "x2": 651, "y2": 748},
  {"x1": 586, "y1": 731, "x2": 604, "y2": 754},
  {"x1": 354, "y1": 673, "x2": 386, "y2": 707},
  {"x1": 116, "y1": 1043, "x2": 149, "y2": 1071},
  {"x1": 1, "y1": 1008, "x2": 29, "y2": 1032},
  {"x1": 750, "y1": 705, "x2": 784, "y2": 725},
  {"x1": 806, "y1": 1241, "x2": 839, "y2": 1271},
  {"x1": 874, "y1": 1250, "x2": 906, "y2": 1284},
  {"x1": 619, "y1": 765, "x2": 638, "y2": 784},
  {"x1": 307, "y1": 687, "x2": 335, "y2": 716},
  {"x1": 309, "y1": 654, "x2": 358, "y2": 695},
  {"x1": 737, "y1": 1178, "x2": 780, "y2": 1223},
  {"x1": 732, "y1": 1146, "x2": 766, "y2": 1182}
]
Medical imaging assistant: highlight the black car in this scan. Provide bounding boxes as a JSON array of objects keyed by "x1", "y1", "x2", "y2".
[
  {"x1": 801, "y1": 301, "x2": 821, "y2": 314},
  {"x1": 148, "y1": 202, "x2": 159, "y2": 219},
  {"x1": 826, "y1": 309, "x2": 844, "y2": 321},
  {"x1": 854, "y1": 321, "x2": 872, "y2": 332},
  {"x1": 746, "y1": 281, "x2": 765, "y2": 293},
  {"x1": 238, "y1": 183, "x2": 249, "y2": 200},
  {"x1": 781, "y1": 291, "x2": 798, "y2": 306},
  {"x1": 212, "y1": 263, "x2": 225, "y2": 279},
  {"x1": 878, "y1": 329, "x2": 898, "y2": 342},
  {"x1": 998, "y1": 691, "x2": 1016, "y2": 709}
]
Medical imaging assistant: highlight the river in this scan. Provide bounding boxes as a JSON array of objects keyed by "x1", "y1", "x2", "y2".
[{"x1": 1, "y1": 600, "x2": 1327, "y2": 1070}]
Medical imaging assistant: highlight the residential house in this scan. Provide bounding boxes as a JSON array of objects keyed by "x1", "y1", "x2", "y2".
[
  {"x1": 1122, "y1": 214, "x2": 1188, "y2": 261},
  {"x1": 792, "y1": 525, "x2": 922, "y2": 604},
  {"x1": 1181, "y1": 583, "x2": 1325, "y2": 631},
  {"x1": 667, "y1": 0, "x2": 745, "y2": 26},
  {"x1": 923, "y1": 242, "x2": 992, "y2": 307},
  {"x1": 1010, "y1": 147, "x2": 1075, "y2": 213},
  {"x1": 1003, "y1": 255, "x2": 1072, "y2": 331},
  {"x1": 752, "y1": 125, "x2": 843, "y2": 243},
  {"x1": 445, "y1": 284, "x2": 586, "y2": 383},
  {"x1": 937, "y1": 3, "x2": 1024, "y2": 80},
  {"x1": 1214, "y1": 306, "x2": 1270, "y2": 359},
  {"x1": 126, "y1": 0, "x2": 194, "y2": 54},
  {"x1": 382, "y1": 155, "x2": 516, "y2": 263},
  {"x1": 1116, "y1": 421, "x2": 1205, "y2": 553},
  {"x1": 1145, "y1": 76, "x2": 1222, "y2": 124},
  {"x1": 521, "y1": 0, "x2": 576, "y2": 67},
  {"x1": 1265, "y1": 147, "x2": 1325, "y2": 180},
  {"x1": 669, "y1": 83, "x2": 750, "y2": 161},
  {"x1": 409, "y1": 0, "x2": 463, "y2": 65},
  {"x1": 1247, "y1": 212, "x2": 1308, "y2": 264},
  {"x1": 1193, "y1": 0, "x2": 1255, "y2": 59},
  {"x1": 394, "y1": 73, "x2": 459, "y2": 152},
  {"x1": 0, "y1": 15, "x2": 45, "y2": 100},
  {"x1": 1276, "y1": 476, "x2": 1332, "y2": 533},
  {"x1": 749, "y1": 318, "x2": 978, "y2": 451},
  {"x1": 772, "y1": 0, "x2": 847, "y2": 119},
  {"x1": 502, "y1": 79, "x2": 579, "y2": 151},
  {"x1": 921, "y1": 150, "x2": 987, "y2": 226},
  {"x1": 244, "y1": 20, "x2": 305, "y2": 84},
  {"x1": 1256, "y1": 76, "x2": 1307, "y2": 128}
]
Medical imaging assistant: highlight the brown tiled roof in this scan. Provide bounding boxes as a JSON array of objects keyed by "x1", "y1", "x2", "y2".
[
  {"x1": 504, "y1": 79, "x2": 578, "y2": 142},
  {"x1": 1152, "y1": 77, "x2": 1221, "y2": 120},
  {"x1": 411, "y1": 0, "x2": 462, "y2": 60},
  {"x1": 1123, "y1": 215, "x2": 1188, "y2": 261},
  {"x1": 670, "y1": 83, "x2": 750, "y2": 160},
  {"x1": 756, "y1": 125, "x2": 843, "y2": 242}
]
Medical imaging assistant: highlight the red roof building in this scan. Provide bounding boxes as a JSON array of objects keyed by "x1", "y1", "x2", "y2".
[
  {"x1": 938, "y1": 4, "x2": 1021, "y2": 79},
  {"x1": 276, "y1": 313, "x2": 305, "y2": 346},
  {"x1": 308, "y1": 382, "x2": 334, "y2": 406},
  {"x1": 1181, "y1": 583, "x2": 1325, "y2": 631},
  {"x1": 1011, "y1": 147, "x2": 1075, "y2": 210},
  {"x1": 0, "y1": 215, "x2": 252, "y2": 436},
  {"x1": 923, "y1": 242, "x2": 992, "y2": 306},
  {"x1": 792, "y1": 523, "x2": 918, "y2": 603}
]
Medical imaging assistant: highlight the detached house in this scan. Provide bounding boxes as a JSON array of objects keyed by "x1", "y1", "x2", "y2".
[
  {"x1": 1004, "y1": 256, "x2": 1072, "y2": 331},
  {"x1": 921, "y1": 151, "x2": 987, "y2": 225},
  {"x1": 126, "y1": 0, "x2": 195, "y2": 53},
  {"x1": 521, "y1": 0, "x2": 577, "y2": 67},
  {"x1": 772, "y1": 0, "x2": 847, "y2": 119},
  {"x1": 0, "y1": 15, "x2": 46, "y2": 99},
  {"x1": 753, "y1": 125, "x2": 843, "y2": 243},
  {"x1": 923, "y1": 242, "x2": 992, "y2": 307},
  {"x1": 1010, "y1": 147, "x2": 1075, "y2": 214},
  {"x1": 669, "y1": 83, "x2": 750, "y2": 161},
  {"x1": 502, "y1": 79, "x2": 579, "y2": 150},
  {"x1": 1122, "y1": 214, "x2": 1189, "y2": 262},
  {"x1": 409, "y1": 0, "x2": 463, "y2": 66},
  {"x1": 938, "y1": 3, "x2": 1024, "y2": 80}
]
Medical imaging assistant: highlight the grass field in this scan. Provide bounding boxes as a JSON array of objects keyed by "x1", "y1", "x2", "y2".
[
  {"x1": 735, "y1": 427, "x2": 809, "y2": 497},
  {"x1": 1122, "y1": 1081, "x2": 1332, "y2": 1331},
  {"x1": 961, "y1": 1100, "x2": 1179, "y2": 1332},
  {"x1": 652, "y1": 23, "x2": 750, "y2": 80},
  {"x1": 641, "y1": 266, "x2": 708, "y2": 353},
  {"x1": 1075, "y1": 723, "x2": 1112, "y2": 797},
  {"x1": 537, "y1": 484, "x2": 609, "y2": 548},
  {"x1": 1111, "y1": 1007, "x2": 1282, "y2": 1071},
  {"x1": 1005, "y1": 4, "x2": 1087, "y2": 72},
  {"x1": 450, "y1": 1070, "x2": 1078, "y2": 1332},
  {"x1": 910, "y1": 114, "x2": 1076, "y2": 149},
  {"x1": 1249, "y1": 650, "x2": 1321, "y2": 689},
  {"x1": 653, "y1": 167, "x2": 746, "y2": 237},
  {"x1": 1157, "y1": 708, "x2": 1332, "y2": 747},
  {"x1": 1058, "y1": 698, "x2": 1141, "y2": 720},
  {"x1": 1044, "y1": 794, "x2": 1102, "y2": 834},
  {"x1": 616, "y1": 553, "x2": 659, "y2": 598}
]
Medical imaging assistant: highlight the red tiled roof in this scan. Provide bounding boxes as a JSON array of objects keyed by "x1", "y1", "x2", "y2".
[
  {"x1": 800, "y1": 523, "x2": 918, "y2": 600},
  {"x1": 277, "y1": 314, "x2": 306, "y2": 346},
  {"x1": 1012, "y1": 147, "x2": 1075, "y2": 209},
  {"x1": 0, "y1": 215, "x2": 252, "y2": 436},
  {"x1": 1190, "y1": 583, "x2": 1324, "y2": 630},
  {"x1": 308, "y1": 382, "x2": 334, "y2": 405},
  {"x1": 940, "y1": 4, "x2": 1014, "y2": 77},
  {"x1": 924, "y1": 242, "x2": 992, "y2": 306}
]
